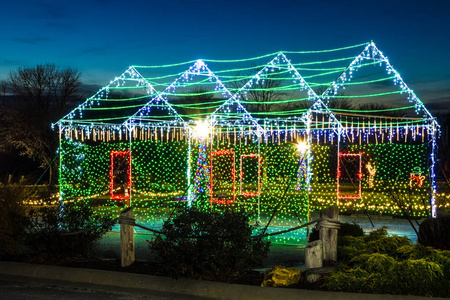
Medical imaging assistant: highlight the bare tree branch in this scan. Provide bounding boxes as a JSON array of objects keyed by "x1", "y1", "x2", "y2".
[{"x1": 0, "y1": 63, "x2": 82, "y2": 184}]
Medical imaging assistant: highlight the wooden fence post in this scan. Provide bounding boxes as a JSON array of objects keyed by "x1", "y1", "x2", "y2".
[
  {"x1": 305, "y1": 240, "x2": 323, "y2": 282},
  {"x1": 319, "y1": 205, "x2": 339, "y2": 264},
  {"x1": 120, "y1": 207, "x2": 135, "y2": 267}
]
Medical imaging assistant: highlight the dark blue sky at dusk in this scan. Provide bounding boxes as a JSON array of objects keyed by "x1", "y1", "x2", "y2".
[{"x1": 1, "y1": 0, "x2": 449, "y2": 110}]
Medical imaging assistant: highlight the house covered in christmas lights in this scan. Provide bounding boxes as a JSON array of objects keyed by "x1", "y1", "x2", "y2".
[{"x1": 56, "y1": 41, "x2": 439, "y2": 236}]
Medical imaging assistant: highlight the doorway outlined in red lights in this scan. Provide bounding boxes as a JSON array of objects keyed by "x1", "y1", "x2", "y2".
[
  {"x1": 337, "y1": 152, "x2": 363, "y2": 200},
  {"x1": 209, "y1": 150, "x2": 236, "y2": 204},
  {"x1": 240, "y1": 154, "x2": 262, "y2": 197},
  {"x1": 110, "y1": 150, "x2": 132, "y2": 203}
]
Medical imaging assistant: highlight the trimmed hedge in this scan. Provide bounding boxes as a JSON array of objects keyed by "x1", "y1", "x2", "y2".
[
  {"x1": 148, "y1": 208, "x2": 270, "y2": 280},
  {"x1": 324, "y1": 227, "x2": 450, "y2": 297}
]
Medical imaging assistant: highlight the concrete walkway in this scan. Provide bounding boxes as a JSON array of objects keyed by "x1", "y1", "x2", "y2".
[
  {"x1": 95, "y1": 231, "x2": 306, "y2": 270},
  {"x1": 95, "y1": 213, "x2": 419, "y2": 269},
  {"x1": 0, "y1": 261, "x2": 445, "y2": 300}
]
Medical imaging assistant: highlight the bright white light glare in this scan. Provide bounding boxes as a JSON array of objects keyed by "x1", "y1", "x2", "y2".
[
  {"x1": 297, "y1": 141, "x2": 308, "y2": 153},
  {"x1": 194, "y1": 120, "x2": 209, "y2": 139}
]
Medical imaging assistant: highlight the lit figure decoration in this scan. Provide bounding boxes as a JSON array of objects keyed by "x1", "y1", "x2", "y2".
[
  {"x1": 366, "y1": 162, "x2": 376, "y2": 188},
  {"x1": 192, "y1": 121, "x2": 211, "y2": 205},
  {"x1": 409, "y1": 167, "x2": 425, "y2": 188},
  {"x1": 295, "y1": 141, "x2": 309, "y2": 191}
]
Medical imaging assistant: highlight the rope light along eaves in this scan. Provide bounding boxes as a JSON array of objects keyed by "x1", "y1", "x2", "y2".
[
  {"x1": 241, "y1": 96, "x2": 311, "y2": 105},
  {"x1": 91, "y1": 95, "x2": 155, "y2": 102},
  {"x1": 107, "y1": 85, "x2": 160, "y2": 90},
  {"x1": 67, "y1": 116, "x2": 135, "y2": 122},
  {"x1": 330, "y1": 90, "x2": 404, "y2": 99},
  {"x1": 302, "y1": 68, "x2": 351, "y2": 80},
  {"x1": 134, "y1": 112, "x2": 213, "y2": 119},
  {"x1": 170, "y1": 99, "x2": 226, "y2": 107},
  {"x1": 141, "y1": 72, "x2": 187, "y2": 81},
  {"x1": 332, "y1": 113, "x2": 426, "y2": 121},
  {"x1": 148, "y1": 77, "x2": 214, "y2": 88},
  {"x1": 251, "y1": 109, "x2": 309, "y2": 116},
  {"x1": 164, "y1": 89, "x2": 230, "y2": 97},
  {"x1": 307, "y1": 75, "x2": 396, "y2": 89},
  {"x1": 209, "y1": 55, "x2": 357, "y2": 77},
  {"x1": 131, "y1": 42, "x2": 368, "y2": 69},
  {"x1": 132, "y1": 57, "x2": 372, "y2": 90},
  {"x1": 331, "y1": 105, "x2": 416, "y2": 113},
  {"x1": 158, "y1": 61, "x2": 381, "y2": 89},
  {"x1": 132, "y1": 60, "x2": 198, "y2": 69},
  {"x1": 82, "y1": 103, "x2": 148, "y2": 111},
  {"x1": 170, "y1": 104, "x2": 222, "y2": 110},
  {"x1": 325, "y1": 118, "x2": 427, "y2": 125},
  {"x1": 132, "y1": 52, "x2": 365, "y2": 85},
  {"x1": 227, "y1": 74, "x2": 396, "y2": 93}
]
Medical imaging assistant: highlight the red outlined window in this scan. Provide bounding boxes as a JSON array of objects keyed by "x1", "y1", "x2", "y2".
[
  {"x1": 337, "y1": 152, "x2": 362, "y2": 199},
  {"x1": 210, "y1": 150, "x2": 235, "y2": 204},
  {"x1": 240, "y1": 154, "x2": 262, "y2": 197},
  {"x1": 110, "y1": 150, "x2": 132, "y2": 201}
]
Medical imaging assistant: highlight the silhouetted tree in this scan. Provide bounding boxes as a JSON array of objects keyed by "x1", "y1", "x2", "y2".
[
  {"x1": 231, "y1": 66, "x2": 301, "y2": 114},
  {"x1": 315, "y1": 87, "x2": 353, "y2": 110},
  {"x1": 0, "y1": 80, "x2": 7, "y2": 98},
  {"x1": 0, "y1": 63, "x2": 82, "y2": 184},
  {"x1": 357, "y1": 102, "x2": 402, "y2": 117}
]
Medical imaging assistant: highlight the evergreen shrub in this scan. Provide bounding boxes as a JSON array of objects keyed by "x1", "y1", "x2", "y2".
[
  {"x1": 26, "y1": 201, "x2": 112, "y2": 259},
  {"x1": 148, "y1": 208, "x2": 270, "y2": 280},
  {"x1": 324, "y1": 228, "x2": 450, "y2": 297}
]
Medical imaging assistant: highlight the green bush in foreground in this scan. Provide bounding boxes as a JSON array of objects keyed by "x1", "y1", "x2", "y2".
[
  {"x1": 26, "y1": 201, "x2": 112, "y2": 260},
  {"x1": 0, "y1": 184, "x2": 31, "y2": 257},
  {"x1": 337, "y1": 227, "x2": 411, "y2": 263},
  {"x1": 324, "y1": 227, "x2": 450, "y2": 297},
  {"x1": 148, "y1": 208, "x2": 270, "y2": 280}
]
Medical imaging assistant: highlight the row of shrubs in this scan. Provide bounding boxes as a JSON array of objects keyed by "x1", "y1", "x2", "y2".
[
  {"x1": 0, "y1": 184, "x2": 112, "y2": 260},
  {"x1": 1, "y1": 183, "x2": 270, "y2": 281},
  {"x1": 3, "y1": 182, "x2": 450, "y2": 296},
  {"x1": 313, "y1": 223, "x2": 450, "y2": 297}
]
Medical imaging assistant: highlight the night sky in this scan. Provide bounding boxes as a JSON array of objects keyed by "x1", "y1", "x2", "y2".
[{"x1": 1, "y1": 0, "x2": 449, "y2": 110}]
